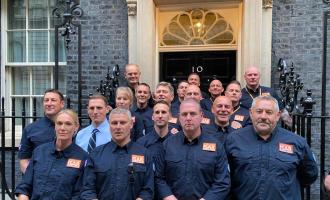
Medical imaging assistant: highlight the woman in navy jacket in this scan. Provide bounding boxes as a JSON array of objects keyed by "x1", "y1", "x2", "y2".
[{"x1": 15, "y1": 109, "x2": 88, "y2": 200}]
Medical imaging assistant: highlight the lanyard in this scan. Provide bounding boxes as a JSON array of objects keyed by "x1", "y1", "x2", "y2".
[
  {"x1": 233, "y1": 105, "x2": 240, "y2": 114},
  {"x1": 245, "y1": 87, "x2": 261, "y2": 100}
]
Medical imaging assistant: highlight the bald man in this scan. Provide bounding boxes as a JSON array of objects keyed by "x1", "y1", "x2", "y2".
[
  {"x1": 241, "y1": 66, "x2": 292, "y2": 127},
  {"x1": 124, "y1": 64, "x2": 141, "y2": 90},
  {"x1": 185, "y1": 85, "x2": 214, "y2": 121},
  {"x1": 210, "y1": 96, "x2": 236, "y2": 142},
  {"x1": 187, "y1": 73, "x2": 210, "y2": 99}
]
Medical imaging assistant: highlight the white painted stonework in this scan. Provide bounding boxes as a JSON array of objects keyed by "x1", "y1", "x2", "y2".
[{"x1": 126, "y1": 0, "x2": 273, "y2": 90}]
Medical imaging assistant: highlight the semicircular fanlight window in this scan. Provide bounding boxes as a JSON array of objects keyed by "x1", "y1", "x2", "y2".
[{"x1": 160, "y1": 9, "x2": 235, "y2": 46}]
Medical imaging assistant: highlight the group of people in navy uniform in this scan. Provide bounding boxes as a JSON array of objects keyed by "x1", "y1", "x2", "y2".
[{"x1": 14, "y1": 63, "x2": 324, "y2": 200}]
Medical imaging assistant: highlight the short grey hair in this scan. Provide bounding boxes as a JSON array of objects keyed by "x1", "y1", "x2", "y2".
[
  {"x1": 125, "y1": 64, "x2": 140, "y2": 72},
  {"x1": 180, "y1": 98, "x2": 202, "y2": 113},
  {"x1": 109, "y1": 108, "x2": 132, "y2": 121},
  {"x1": 251, "y1": 95, "x2": 280, "y2": 112},
  {"x1": 156, "y1": 81, "x2": 174, "y2": 96}
]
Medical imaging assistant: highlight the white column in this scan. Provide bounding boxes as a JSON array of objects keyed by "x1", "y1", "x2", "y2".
[
  {"x1": 136, "y1": 0, "x2": 156, "y2": 89},
  {"x1": 241, "y1": 0, "x2": 272, "y2": 86},
  {"x1": 126, "y1": 0, "x2": 156, "y2": 89},
  {"x1": 261, "y1": 2, "x2": 273, "y2": 86},
  {"x1": 241, "y1": 0, "x2": 262, "y2": 82},
  {"x1": 126, "y1": 0, "x2": 138, "y2": 63}
]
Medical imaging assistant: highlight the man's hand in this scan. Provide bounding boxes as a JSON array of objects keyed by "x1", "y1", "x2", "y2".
[
  {"x1": 163, "y1": 195, "x2": 178, "y2": 200},
  {"x1": 280, "y1": 109, "x2": 292, "y2": 128},
  {"x1": 18, "y1": 194, "x2": 29, "y2": 200},
  {"x1": 325, "y1": 174, "x2": 330, "y2": 192},
  {"x1": 136, "y1": 198, "x2": 143, "y2": 200},
  {"x1": 19, "y1": 159, "x2": 30, "y2": 174}
]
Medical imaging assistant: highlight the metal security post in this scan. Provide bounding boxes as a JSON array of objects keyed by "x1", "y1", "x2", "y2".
[
  {"x1": 300, "y1": 89, "x2": 315, "y2": 200},
  {"x1": 53, "y1": 0, "x2": 84, "y2": 116}
]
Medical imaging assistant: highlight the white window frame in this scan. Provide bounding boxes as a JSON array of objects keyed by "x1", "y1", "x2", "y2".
[{"x1": 1, "y1": 0, "x2": 66, "y2": 143}]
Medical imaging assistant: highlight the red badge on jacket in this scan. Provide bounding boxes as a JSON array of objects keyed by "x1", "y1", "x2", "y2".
[{"x1": 279, "y1": 143, "x2": 294, "y2": 154}]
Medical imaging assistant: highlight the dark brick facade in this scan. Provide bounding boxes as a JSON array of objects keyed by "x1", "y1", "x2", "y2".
[
  {"x1": 272, "y1": 1, "x2": 330, "y2": 198},
  {"x1": 272, "y1": 0, "x2": 329, "y2": 113},
  {"x1": 65, "y1": 0, "x2": 128, "y2": 114}
]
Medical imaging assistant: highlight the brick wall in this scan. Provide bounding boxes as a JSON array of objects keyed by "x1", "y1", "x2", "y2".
[
  {"x1": 272, "y1": 0, "x2": 329, "y2": 114},
  {"x1": 65, "y1": 0, "x2": 128, "y2": 114},
  {"x1": 272, "y1": 1, "x2": 330, "y2": 198}
]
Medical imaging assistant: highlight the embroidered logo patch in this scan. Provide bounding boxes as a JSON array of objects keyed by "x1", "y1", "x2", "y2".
[
  {"x1": 279, "y1": 143, "x2": 294, "y2": 154},
  {"x1": 131, "y1": 154, "x2": 145, "y2": 164},
  {"x1": 67, "y1": 159, "x2": 82, "y2": 169},
  {"x1": 231, "y1": 121, "x2": 242, "y2": 129},
  {"x1": 201, "y1": 118, "x2": 210, "y2": 124},
  {"x1": 234, "y1": 115, "x2": 244, "y2": 122},
  {"x1": 202, "y1": 143, "x2": 216, "y2": 152}
]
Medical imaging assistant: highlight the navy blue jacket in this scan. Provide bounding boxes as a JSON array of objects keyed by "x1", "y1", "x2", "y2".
[
  {"x1": 203, "y1": 121, "x2": 236, "y2": 143},
  {"x1": 171, "y1": 98, "x2": 213, "y2": 120},
  {"x1": 137, "y1": 128, "x2": 173, "y2": 200},
  {"x1": 15, "y1": 142, "x2": 88, "y2": 200},
  {"x1": 18, "y1": 117, "x2": 55, "y2": 159},
  {"x1": 225, "y1": 126, "x2": 318, "y2": 200},
  {"x1": 171, "y1": 98, "x2": 181, "y2": 118},
  {"x1": 81, "y1": 140, "x2": 154, "y2": 200},
  {"x1": 240, "y1": 86, "x2": 284, "y2": 110},
  {"x1": 131, "y1": 112, "x2": 145, "y2": 141},
  {"x1": 229, "y1": 106, "x2": 251, "y2": 129},
  {"x1": 200, "y1": 98, "x2": 213, "y2": 111},
  {"x1": 156, "y1": 131, "x2": 230, "y2": 200},
  {"x1": 137, "y1": 128, "x2": 172, "y2": 157},
  {"x1": 131, "y1": 105, "x2": 154, "y2": 134}
]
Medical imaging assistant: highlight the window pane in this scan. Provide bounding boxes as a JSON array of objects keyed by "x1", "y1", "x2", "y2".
[
  {"x1": 28, "y1": 0, "x2": 48, "y2": 29},
  {"x1": 8, "y1": 0, "x2": 26, "y2": 29},
  {"x1": 11, "y1": 67, "x2": 30, "y2": 95},
  {"x1": 28, "y1": 31, "x2": 48, "y2": 62},
  {"x1": 49, "y1": 0, "x2": 62, "y2": 28},
  {"x1": 50, "y1": 31, "x2": 67, "y2": 62},
  {"x1": 8, "y1": 31, "x2": 26, "y2": 62},
  {"x1": 32, "y1": 66, "x2": 52, "y2": 95}
]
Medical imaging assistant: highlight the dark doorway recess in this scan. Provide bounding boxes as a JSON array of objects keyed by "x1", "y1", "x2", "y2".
[{"x1": 159, "y1": 50, "x2": 236, "y2": 92}]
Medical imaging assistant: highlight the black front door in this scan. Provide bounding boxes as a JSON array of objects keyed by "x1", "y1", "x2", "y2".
[{"x1": 159, "y1": 51, "x2": 236, "y2": 92}]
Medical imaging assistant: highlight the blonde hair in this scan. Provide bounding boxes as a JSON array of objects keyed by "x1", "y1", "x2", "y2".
[
  {"x1": 116, "y1": 87, "x2": 134, "y2": 106},
  {"x1": 55, "y1": 109, "x2": 79, "y2": 126}
]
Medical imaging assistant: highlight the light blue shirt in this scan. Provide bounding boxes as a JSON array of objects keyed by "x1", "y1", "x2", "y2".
[{"x1": 75, "y1": 120, "x2": 111, "y2": 152}]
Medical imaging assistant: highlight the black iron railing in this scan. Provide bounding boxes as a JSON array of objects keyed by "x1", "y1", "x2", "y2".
[
  {"x1": 0, "y1": 97, "x2": 89, "y2": 200},
  {"x1": 278, "y1": 57, "x2": 329, "y2": 200}
]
